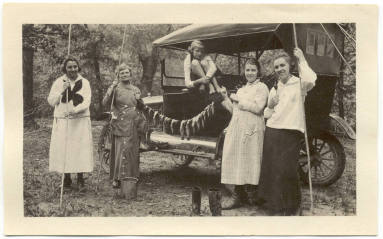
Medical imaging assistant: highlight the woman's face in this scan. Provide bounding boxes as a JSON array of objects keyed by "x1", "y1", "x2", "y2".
[
  {"x1": 119, "y1": 69, "x2": 132, "y2": 82},
  {"x1": 244, "y1": 63, "x2": 259, "y2": 83},
  {"x1": 273, "y1": 57, "x2": 290, "y2": 83},
  {"x1": 65, "y1": 60, "x2": 79, "y2": 80},
  {"x1": 192, "y1": 48, "x2": 204, "y2": 60}
]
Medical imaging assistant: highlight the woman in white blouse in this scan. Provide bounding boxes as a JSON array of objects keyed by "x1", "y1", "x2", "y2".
[
  {"x1": 220, "y1": 59, "x2": 269, "y2": 210},
  {"x1": 47, "y1": 57, "x2": 93, "y2": 191},
  {"x1": 257, "y1": 48, "x2": 317, "y2": 215}
]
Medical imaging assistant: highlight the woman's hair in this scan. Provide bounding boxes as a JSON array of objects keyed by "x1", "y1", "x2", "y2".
[
  {"x1": 273, "y1": 52, "x2": 294, "y2": 71},
  {"x1": 115, "y1": 63, "x2": 132, "y2": 78},
  {"x1": 61, "y1": 56, "x2": 81, "y2": 73},
  {"x1": 244, "y1": 58, "x2": 262, "y2": 77},
  {"x1": 188, "y1": 40, "x2": 205, "y2": 52}
]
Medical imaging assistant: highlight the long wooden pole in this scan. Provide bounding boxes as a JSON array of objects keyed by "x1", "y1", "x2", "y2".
[
  {"x1": 60, "y1": 24, "x2": 72, "y2": 209},
  {"x1": 293, "y1": 24, "x2": 314, "y2": 213}
]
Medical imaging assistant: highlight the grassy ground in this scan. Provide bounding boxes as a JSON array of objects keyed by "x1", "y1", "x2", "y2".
[{"x1": 23, "y1": 119, "x2": 356, "y2": 216}]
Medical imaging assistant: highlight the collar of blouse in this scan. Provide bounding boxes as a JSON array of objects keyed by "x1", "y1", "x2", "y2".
[
  {"x1": 246, "y1": 78, "x2": 260, "y2": 86},
  {"x1": 66, "y1": 74, "x2": 82, "y2": 83},
  {"x1": 278, "y1": 75, "x2": 299, "y2": 88},
  {"x1": 118, "y1": 81, "x2": 133, "y2": 89}
]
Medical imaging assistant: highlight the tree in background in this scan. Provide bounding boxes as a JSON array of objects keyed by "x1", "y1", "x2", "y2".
[{"x1": 22, "y1": 24, "x2": 67, "y2": 129}]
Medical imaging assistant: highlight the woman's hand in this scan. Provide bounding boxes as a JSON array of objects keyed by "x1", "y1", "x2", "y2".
[
  {"x1": 293, "y1": 47, "x2": 306, "y2": 63},
  {"x1": 62, "y1": 80, "x2": 70, "y2": 92},
  {"x1": 107, "y1": 80, "x2": 118, "y2": 94},
  {"x1": 268, "y1": 93, "x2": 279, "y2": 109},
  {"x1": 186, "y1": 81, "x2": 195, "y2": 88},
  {"x1": 111, "y1": 79, "x2": 119, "y2": 88},
  {"x1": 197, "y1": 77, "x2": 210, "y2": 85},
  {"x1": 230, "y1": 93, "x2": 239, "y2": 103},
  {"x1": 220, "y1": 87, "x2": 229, "y2": 99},
  {"x1": 63, "y1": 108, "x2": 76, "y2": 118}
]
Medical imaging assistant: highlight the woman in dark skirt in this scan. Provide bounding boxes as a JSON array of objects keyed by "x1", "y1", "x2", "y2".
[{"x1": 258, "y1": 48, "x2": 317, "y2": 215}]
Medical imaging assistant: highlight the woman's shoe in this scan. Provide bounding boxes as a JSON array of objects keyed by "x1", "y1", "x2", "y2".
[
  {"x1": 245, "y1": 185, "x2": 259, "y2": 206},
  {"x1": 222, "y1": 185, "x2": 241, "y2": 210},
  {"x1": 63, "y1": 173, "x2": 72, "y2": 188},
  {"x1": 77, "y1": 173, "x2": 86, "y2": 192}
]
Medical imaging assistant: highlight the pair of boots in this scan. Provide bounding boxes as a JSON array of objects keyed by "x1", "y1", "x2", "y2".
[
  {"x1": 222, "y1": 184, "x2": 258, "y2": 210},
  {"x1": 63, "y1": 173, "x2": 85, "y2": 191}
]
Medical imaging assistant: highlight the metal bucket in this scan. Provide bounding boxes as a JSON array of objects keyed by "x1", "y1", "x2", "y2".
[{"x1": 120, "y1": 177, "x2": 138, "y2": 199}]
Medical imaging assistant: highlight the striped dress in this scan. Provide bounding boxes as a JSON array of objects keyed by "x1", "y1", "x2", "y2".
[{"x1": 221, "y1": 81, "x2": 269, "y2": 185}]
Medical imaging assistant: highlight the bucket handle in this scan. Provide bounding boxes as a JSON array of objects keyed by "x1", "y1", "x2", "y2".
[{"x1": 122, "y1": 177, "x2": 139, "y2": 182}]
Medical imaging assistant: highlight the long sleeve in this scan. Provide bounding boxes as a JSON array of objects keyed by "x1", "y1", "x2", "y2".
[
  {"x1": 47, "y1": 78, "x2": 63, "y2": 107},
  {"x1": 263, "y1": 88, "x2": 276, "y2": 119},
  {"x1": 73, "y1": 79, "x2": 91, "y2": 114},
  {"x1": 184, "y1": 54, "x2": 193, "y2": 88},
  {"x1": 298, "y1": 60, "x2": 317, "y2": 95},
  {"x1": 267, "y1": 87, "x2": 277, "y2": 108},
  {"x1": 204, "y1": 55, "x2": 217, "y2": 79},
  {"x1": 238, "y1": 84, "x2": 269, "y2": 115}
]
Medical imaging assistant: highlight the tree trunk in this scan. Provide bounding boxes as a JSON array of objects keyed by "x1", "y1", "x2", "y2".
[
  {"x1": 93, "y1": 52, "x2": 104, "y2": 119},
  {"x1": 23, "y1": 47, "x2": 38, "y2": 129},
  {"x1": 138, "y1": 47, "x2": 158, "y2": 97}
]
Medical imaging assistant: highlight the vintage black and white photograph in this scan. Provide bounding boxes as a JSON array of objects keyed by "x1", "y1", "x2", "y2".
[
  {"x1": 22, "y1": 23, "x2": 357, "y2": 217},
  {"x1": 2, "y1": 3, "x2": 378, "y2": 236}
]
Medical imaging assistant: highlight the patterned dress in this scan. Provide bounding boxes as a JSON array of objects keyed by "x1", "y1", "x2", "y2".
[
  {"x1": 102, "y1": 82, "x2": 145, "y2": 181},
  {"x1": 221, "y1": 80, "x2": 269, "y2": 185}
]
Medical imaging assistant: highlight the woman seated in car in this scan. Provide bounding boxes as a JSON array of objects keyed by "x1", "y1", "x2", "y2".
[{"x1": 184, "y1": 40, "x2": 223, "y2": 103}]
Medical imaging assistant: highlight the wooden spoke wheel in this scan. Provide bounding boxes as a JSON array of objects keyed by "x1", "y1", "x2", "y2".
[{"x1": 298, "y1": 131, "x2": 346, "y2": 187}]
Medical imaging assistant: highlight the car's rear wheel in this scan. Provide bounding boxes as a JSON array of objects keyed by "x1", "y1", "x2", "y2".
[{"x1": 298, "y1": 131, "x2": 346, "y2": 187}]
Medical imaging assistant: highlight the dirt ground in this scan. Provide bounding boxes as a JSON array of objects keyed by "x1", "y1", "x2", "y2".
[{"x1": 23, "y1": 119, "x2": 356, "y2": 217}]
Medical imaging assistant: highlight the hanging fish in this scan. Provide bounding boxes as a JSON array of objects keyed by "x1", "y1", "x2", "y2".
[
  {"x1": 170, "y1": 119, "x2": 180, "y2": 135},
  {"x1": 153, "y1": 111, "x2": 159, "y2": 126},
  {"x1": 158, "y1": 114, "x2": 165, "y2": 124},
  {"x1": 148, "y1": 108, "x2": 155, "y2": 121},
  {"x1": 180, "y1": 120, "x2": 186, "y2": 140},
  {"x1": 193, "y1": 115, "x2": 201, "y2": 133},
  {"x1": 185, "y1": 120, "x2": 192, "y2": 140},
  {"x1": 201, "y1": 108, "x2": 207, "y2": 123},
  {"x1": 164, "y1": 117, "x2": 172, "y2": 127},
  {"x1": 191, "y1": 116, "x2": 197, "y2": 135},
  {"x1": 210, "y1": 103, "x2": 215, "y2": 116},
  {"x1": 206, "y1": 104, "x2": 212, "y2": 119},
  {"x1": 198, "y1": 112, "x2": 205, "y2": 130}
]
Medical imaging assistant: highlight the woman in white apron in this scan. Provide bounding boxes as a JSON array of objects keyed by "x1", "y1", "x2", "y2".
[{"x1": 47, "y1": 57, "x2": 94, "y2": 191}]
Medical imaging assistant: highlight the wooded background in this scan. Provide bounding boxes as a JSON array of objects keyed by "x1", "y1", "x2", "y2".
[{"x1": 22, "y1": 24, "x2": 356, "y2": 130}]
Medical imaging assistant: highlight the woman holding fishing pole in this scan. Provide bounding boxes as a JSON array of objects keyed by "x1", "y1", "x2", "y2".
[
  {"x1": 257, "y1": 47, "x2": 317, "y2": 216},
  {"x1": 102, "y1": 63, "x2": 147, "y2": 191},
  {"x1": 48, "y1": 56, "x2": 94, "y2": 192}
]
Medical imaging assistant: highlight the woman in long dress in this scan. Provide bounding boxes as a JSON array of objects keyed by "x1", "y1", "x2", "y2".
[
  {"x1": 257, "y1": 48, "x2": 317, "y2": 215},
  {"x1": 48, "y1": 57, "x2": 94, "y2": 191},
  {"x1": 102, "y1": 63, "x2": 146, "y2": 189},
  {"x1": 220, "y1": 59, "x2": 269, "y2": 209}
]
